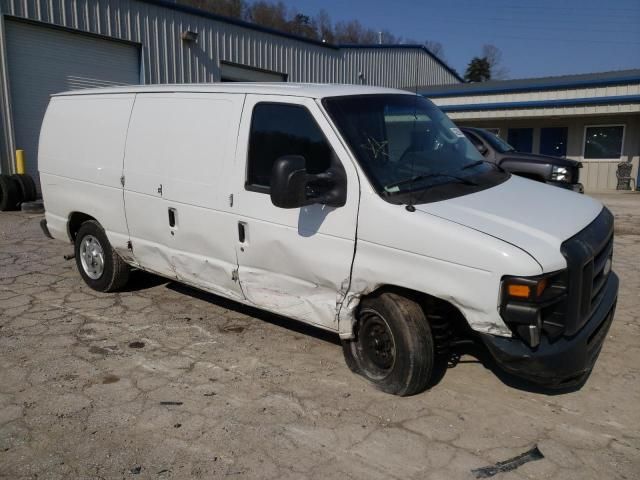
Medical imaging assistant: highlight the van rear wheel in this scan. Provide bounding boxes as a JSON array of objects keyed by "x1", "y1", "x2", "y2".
[
  {"x1": 74, "y1": 220, "x2": 130, "y2": 292},
  {"x1": 342, "y1": 292, "x2": 434, "y2": 396}
]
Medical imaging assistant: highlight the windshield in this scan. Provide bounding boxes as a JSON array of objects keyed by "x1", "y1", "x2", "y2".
[
  {"x1": 323, "y1": 94, "x2": 507, "y2": 203},
  {"x1": 476, "y1": 128, "x2": 516, "y2": 153}
]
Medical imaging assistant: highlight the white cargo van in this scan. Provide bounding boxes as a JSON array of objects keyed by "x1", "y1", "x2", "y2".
[{"x1": 39, "y1": 84, "x2": 618, "y2": 395}]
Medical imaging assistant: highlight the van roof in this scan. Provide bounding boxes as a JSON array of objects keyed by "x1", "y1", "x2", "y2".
[{"x1": 52, "y1": 82, "x2": 415, "y2": 99}]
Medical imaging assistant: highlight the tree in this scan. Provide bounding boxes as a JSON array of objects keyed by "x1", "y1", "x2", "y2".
[
  {"x1": 333, "y1": 20, "x2": 377, "y2": 44},
  {"x1": 289, "y1": 13, "x2": 318, "y2": 39},
  {"x1": 246, "y1": 1, "x2": 289, "y2": 32},
  {"x1": 424, "y1": 40, "x2": 445, "y2": 61},
  {"x1": 464, "y1": 57, "x2": 492, "y2": 82},
  {"x1": 314, "y1": 9, "x2": 334, "y2": 43},
  {"x1": 482, "y1": 44, "x2": 508, "y2": 79},
  {"x1": 177, "y1": 0, "x2": 245, "y2": 19}
]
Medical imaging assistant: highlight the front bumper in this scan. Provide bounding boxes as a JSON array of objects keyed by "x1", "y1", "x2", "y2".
[
  {"x1": 479, "y1": 272, "x2": 618, "y2": 387},
  {"x1": 546, "y1": 180, "x2": 584, "y2": 193}
]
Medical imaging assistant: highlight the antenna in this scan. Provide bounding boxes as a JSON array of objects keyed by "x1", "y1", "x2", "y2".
[{"x1": 406, "y1": 50, "x2": 419, "y2": 212}]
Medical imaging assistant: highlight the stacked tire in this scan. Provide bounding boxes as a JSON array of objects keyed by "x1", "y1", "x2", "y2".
[{"x1": 0, "y1": 174, "x2": 37, "y2": 211}]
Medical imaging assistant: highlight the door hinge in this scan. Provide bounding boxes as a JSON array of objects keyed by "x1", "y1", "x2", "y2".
[
  {"x1": 157, "y1": 184, "x2": 163, "y2": 196},
  {"x1": 127, "y1": 241, "x2": 133, "y2": 251},
  {"x1": 231, "y1": 268, "x2": 239, "y2": 282},
  {"x1": 120, "y1": 175, "x2": 125, "y2": 187},
  {"x1": 229, "y1": 194, "x2": 234, "y2": 207}
]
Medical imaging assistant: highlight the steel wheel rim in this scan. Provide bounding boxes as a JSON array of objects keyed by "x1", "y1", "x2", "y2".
[
  {"x1": 79, "y1": 234, "x2": 105, "y2": 280},
  {"x1": 357, "y1": 308, "x2": 396, "y2": 377}
]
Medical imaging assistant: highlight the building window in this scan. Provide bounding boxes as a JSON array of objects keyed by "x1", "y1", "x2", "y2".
[
  {"x1": 583, "y1": 125, "x2": 625, "y2": 160},
  {"x1": 540, "y1": 127, "x2": 568, "y2": 157},
  {"x1": 507, "y1": 128, "x2": 533, "y2": 153},
  {"x1": 246, "y1": 103, "x2": 332, "y2": 192}
]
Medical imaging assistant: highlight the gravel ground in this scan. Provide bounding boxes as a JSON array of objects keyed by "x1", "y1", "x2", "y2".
[{"x1": 0, "y1": 210, "x2": 639, "y2": 480}]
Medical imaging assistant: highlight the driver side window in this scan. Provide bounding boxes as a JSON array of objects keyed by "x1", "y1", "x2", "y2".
[{"x1": 246, "y1": 103, "x2": 333, "y2": 193}]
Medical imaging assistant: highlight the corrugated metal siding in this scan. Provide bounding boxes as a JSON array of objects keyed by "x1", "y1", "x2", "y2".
[
  {"x1": 0, "y1": 0, "x2": 459, "y2": 173},
  {"x1": 0, "y1": 0, "x2": 458, "y2": 87},
  {"x1": 445, "y1": 103, "x2": 640, "y2": 121},
  {"x1": 4, "y1": 18, "x2": 140, "y2": 180},
  {"x1": 342, "y1": 47, "x2": 458, "y2": 88},
  {"x1": 430, "y1": 83, "x2": 640, "y2": 107}
]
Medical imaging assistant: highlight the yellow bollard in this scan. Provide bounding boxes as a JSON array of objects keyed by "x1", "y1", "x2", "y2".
[{"x1": 15, "y1": 149, "x2": 25, "y2": 174}]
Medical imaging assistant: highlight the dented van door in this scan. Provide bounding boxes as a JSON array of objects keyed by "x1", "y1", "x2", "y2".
[
  {"x1": 231, "y1": 95, "x2": 359, "y2": 331},
  {"x1": 123, "y1": 92, "x2": 245, "y2": 300}
]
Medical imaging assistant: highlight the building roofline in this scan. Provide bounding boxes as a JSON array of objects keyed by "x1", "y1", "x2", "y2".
[
  {"x1": 419, "y1": 69, "x2": 640, "y2": 97},
  {"x1": 437, "y1": 94, "x2": 640, "y2": 112},
  {"x1": 139, "y1": 2, "x2": 464, "y2": 83},
  {"x1": 140, "y1": 0, "x2": 339, "y2": 49},
  {"x1": 339, "y1": 44, "x2": 463, "y2": 82}
]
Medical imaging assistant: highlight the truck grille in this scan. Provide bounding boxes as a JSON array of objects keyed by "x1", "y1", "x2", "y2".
[{"x1": 560, "y1": 208, "x2": 614, "y2": 336}]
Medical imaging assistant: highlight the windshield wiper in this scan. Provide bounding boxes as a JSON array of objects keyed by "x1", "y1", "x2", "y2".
[
  {"x1": 462, "y1": 159, "x2": 505, "y2": 172},
  {"x1": 384, "y1": 172, "x2": 478, "y2": 192},
  {"x1": 461, "y1": 160, "x2": 486, "y2": 170}
]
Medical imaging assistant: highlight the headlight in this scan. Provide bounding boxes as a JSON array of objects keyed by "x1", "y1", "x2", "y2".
[
  {"x1": 551, "y1": 166, "x2": 569, "y2": 182},
  {"x1": 500, "y1": 271, "x2": 568, "y2": 348}
]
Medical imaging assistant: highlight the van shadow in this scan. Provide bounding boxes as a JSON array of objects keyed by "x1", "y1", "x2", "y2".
[
  {"x1": 444, "y1": 341, "x2": 588, "y2": 395},
  {"x1": 120, "y1": 269, "x2": 169, "y2": 292},
  {"x1": 166, "y1": 281, "x2": 341, "y2": 346},
  {"x1": 123, "y1": 271, "x2": 587, "y2": 395},
  {"x1": 297, "y1": 204, "x2": 332, "y2": 237}
]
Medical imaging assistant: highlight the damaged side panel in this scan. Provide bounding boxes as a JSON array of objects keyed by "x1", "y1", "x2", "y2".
[
  {"x1": 232, "y1": 95, "x2": 361, "y2": 332},
  {"x1": 234, "y1": 211, "x2": 356, "y2": 331},
  {"x1": 337, "y1": 192, "x2": 544, "y2": 339}
]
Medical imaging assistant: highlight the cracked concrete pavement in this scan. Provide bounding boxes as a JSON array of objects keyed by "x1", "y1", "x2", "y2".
[{"x1": 0, "y1": 210, "x2": 639, "y2": 479}]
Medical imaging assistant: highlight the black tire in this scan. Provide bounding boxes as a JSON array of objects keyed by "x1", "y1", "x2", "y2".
[
  {"x1": 74, "y1": 220, "x2": 130, "y2": 292},
  {"x1": 11, "y1": 174, "x2": 37, "y2": 202},
  {"x1": 21, "y1": 200, "x2": 44, "y2": 214},
  {"x1": 0, "y1": 175, "x2": 21, "y2": 211},
  {"x1": 342, "y1": 292, "x2": 434, "y2": 396}
]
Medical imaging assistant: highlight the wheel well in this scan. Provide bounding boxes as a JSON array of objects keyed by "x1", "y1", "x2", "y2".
[
  {"x1": 357, "y1": 285, "x2": 473, "y2": 352},
  {"x1": 67, "y1": 212, "x2": 96, "y2": 241}
]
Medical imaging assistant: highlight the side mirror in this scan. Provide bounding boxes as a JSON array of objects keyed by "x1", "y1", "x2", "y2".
[{"x1": 270, "y1": 154, "x2": 347, "y2": 209}]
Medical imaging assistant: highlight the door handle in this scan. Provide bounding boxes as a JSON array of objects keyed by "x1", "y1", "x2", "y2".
[
  {"x1": 238, "y1": 222, "x2": 246, "y2": 243},
  {"x1": 168, "y1": 207, "x2": 177, "y2": 228}
]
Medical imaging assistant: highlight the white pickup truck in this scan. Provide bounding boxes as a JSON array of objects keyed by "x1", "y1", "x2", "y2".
[{"x1": 39, "y1": 83, "x2": 618, "y2": 395}]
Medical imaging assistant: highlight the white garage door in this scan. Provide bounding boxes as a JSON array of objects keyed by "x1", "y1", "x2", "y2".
[{"x1": 5, "y1": 20, "x2": 140, "y2": 181}]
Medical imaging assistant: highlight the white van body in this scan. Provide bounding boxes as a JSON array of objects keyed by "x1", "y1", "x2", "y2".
[{"x1": 39, "y1": 84, "x2": 618, "y2": 393}]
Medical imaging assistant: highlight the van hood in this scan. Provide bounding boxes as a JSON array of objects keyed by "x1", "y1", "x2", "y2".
[{"x1": 415, "y1": 175, "x2": 603, "y2": 271}]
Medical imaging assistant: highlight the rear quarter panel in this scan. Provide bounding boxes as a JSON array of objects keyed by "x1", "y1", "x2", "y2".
[{"x1": 38, "y1": 94, "x2": 134, "y2": 250}]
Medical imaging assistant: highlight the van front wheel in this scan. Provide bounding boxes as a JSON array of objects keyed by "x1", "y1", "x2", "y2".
[
  {"x1": 342, "y1": 293, "x2": 434, "y2": 396},
  {"x1": 74, "y1": 220, "x2": 129, "y2": 292}
]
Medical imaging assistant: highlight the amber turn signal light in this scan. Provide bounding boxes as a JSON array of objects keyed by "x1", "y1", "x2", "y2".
[
  {"x1": 506, "y1": 278, "x2": 548, "y2": 300},
  {"x1": 507, "y1": 284, "x2": 530, "y2": 298}
]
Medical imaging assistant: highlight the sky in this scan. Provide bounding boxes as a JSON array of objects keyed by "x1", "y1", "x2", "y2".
[{"x1": 281, "y1": 0, "x2": 640, "y2": 79}]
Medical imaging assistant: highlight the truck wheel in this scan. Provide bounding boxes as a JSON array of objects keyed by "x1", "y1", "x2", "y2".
[
  {"x1": 0, "y1": 175, "x2": 21, "y2": 211},
  {"x1": 74, "y1": 220, "x2": 130, "y2": 292},
  {"x1": 342, "y1": 292, "x2": 434, "y2": 396},
  {"x1": 11, "y1": 174, "x2": 37, "y2": 202}
]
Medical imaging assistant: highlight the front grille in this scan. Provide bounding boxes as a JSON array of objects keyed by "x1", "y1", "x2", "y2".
[{"x1": 560, "y1": 208, "x2": 614, "y2": 336}]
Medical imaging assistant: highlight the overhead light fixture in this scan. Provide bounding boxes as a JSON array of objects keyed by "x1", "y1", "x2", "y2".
[{"x1": 181, "y1": 30, "x2": 198, "y2": 43}]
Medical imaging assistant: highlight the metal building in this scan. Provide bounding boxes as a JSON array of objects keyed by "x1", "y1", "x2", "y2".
[
  {"x1": 418, "y1": 70, "x2": 640, "y2": 193},
  {"x1": 0, "y1": 0, "x2": 461, "y2": 179}
]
